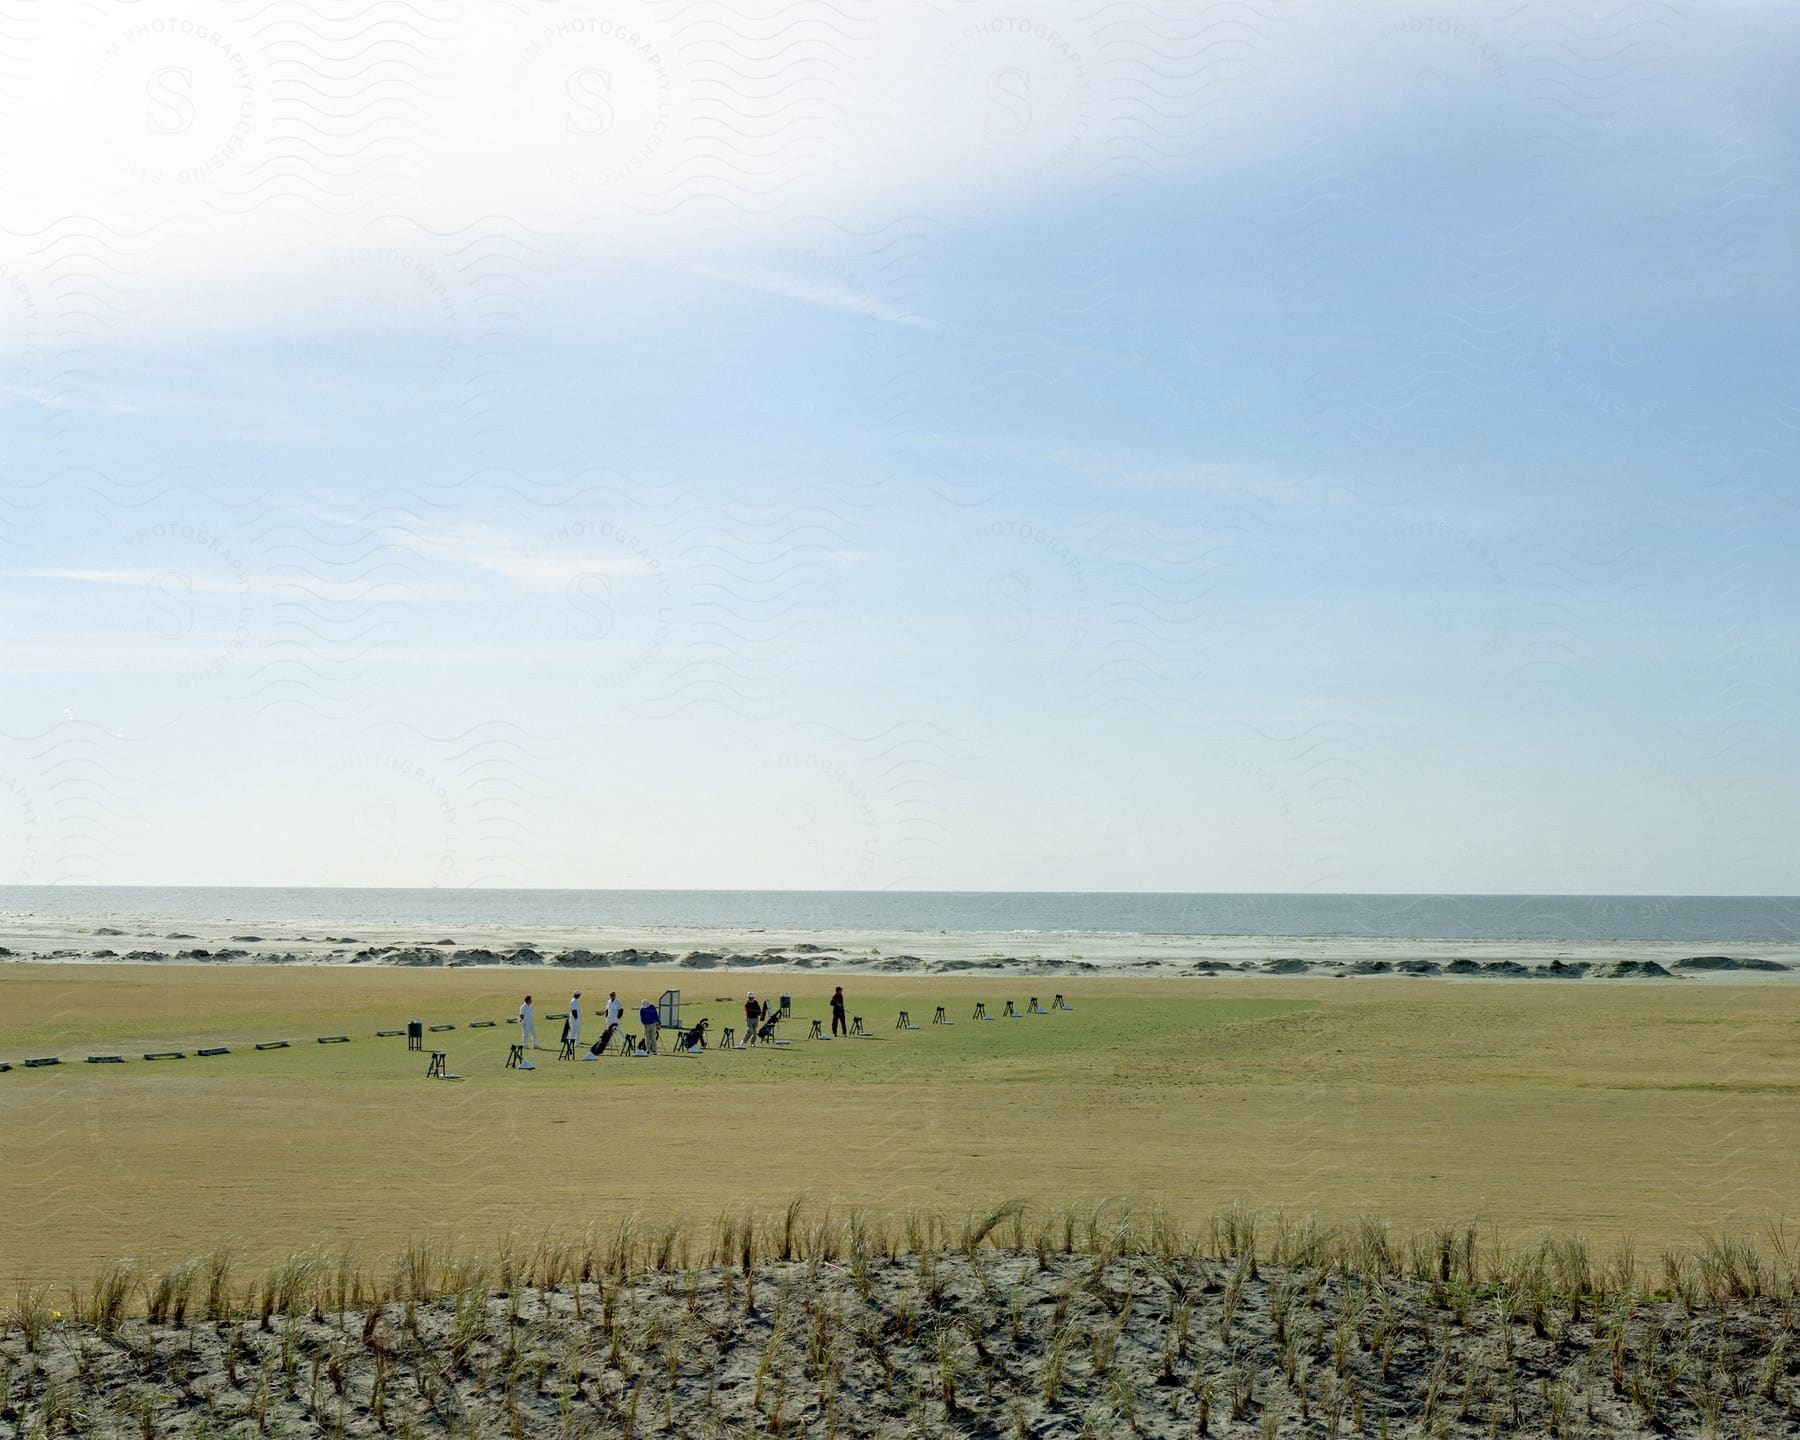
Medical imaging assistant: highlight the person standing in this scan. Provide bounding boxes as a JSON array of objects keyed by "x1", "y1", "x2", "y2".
[
  {"x1": 830, "y1": 985, "x2": 847, "y2": 1037},
  {"x1": 639, "y1": 997, "x2": 661, "y2": 1054},
  {"x1": 605, "y1": 991, "x2": 623, "y2": 1034},
  {"x1": 519, "y1": 994, "x2": 539, "y2": 1049},
  {"x1": 568, "y1": 991, "x2": 583, "y2": 1046},
  {"x1": 743, "y1": 991, "x2": 760, "y2": 1047}
]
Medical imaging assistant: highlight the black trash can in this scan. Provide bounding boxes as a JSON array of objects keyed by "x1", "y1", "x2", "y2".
[
  {"x1": 779, "y1": 994, "x2": 792, "y2": 1017},
  {"x1": 407, "y1": 1020, "x2": 423, "y2": 1051}
]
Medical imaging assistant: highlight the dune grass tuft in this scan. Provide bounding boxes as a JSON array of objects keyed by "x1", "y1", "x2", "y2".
[{"x1": 3, "y1": 1198, "x2": 1796, "y2": 1439}]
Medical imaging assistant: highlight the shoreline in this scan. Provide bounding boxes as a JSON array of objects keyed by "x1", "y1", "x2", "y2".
[{"x1": 1, "y1": 914, "x2": 1794, "y2": 980}]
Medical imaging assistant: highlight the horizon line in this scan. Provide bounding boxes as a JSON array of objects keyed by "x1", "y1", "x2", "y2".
[{"x1": 0, "y1": 885, "x2": 1794, "y2": 901}]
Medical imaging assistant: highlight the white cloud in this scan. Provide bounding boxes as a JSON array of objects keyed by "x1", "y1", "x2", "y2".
[
  {"x1": 0, "y1": 382, "x2": 143, "y2": 416},
  {"x1": 21, "y1": 0, "x2": 1753, "y2": 345},
  {"x1": 691, "y1": 266, "x2": 937, "y2": 330},
  {"x1": 8, "y1": 567, "x2": 256, "y2": 595},
  {"x1": 378, "y1": 520, "x2": 661, "y2": 595}
]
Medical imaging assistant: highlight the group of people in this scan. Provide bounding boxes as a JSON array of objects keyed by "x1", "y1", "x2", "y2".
[
  {"x1": 512, "y1": 984, "x2": 850, "y2": 1060},
  {"x1": 516, "y1": 990, "x2": 665, "y2": 1058},
  {"x1": 738, "y1": 986, "x2": 849, "y2": 1042}
]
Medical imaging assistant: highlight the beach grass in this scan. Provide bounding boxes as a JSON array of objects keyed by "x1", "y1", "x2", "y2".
[
  {"x1": 0, "y1": 964, "x2": 1796, "y2": 1289},
  {"x1": 3, "y1": 1199, "x2": 1797, "y2": 1439}
]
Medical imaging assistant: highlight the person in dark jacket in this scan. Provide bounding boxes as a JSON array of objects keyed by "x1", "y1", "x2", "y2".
[
  {"x1": 743, "y1": 992, "x2": 761, "y2": 1046},
  {"x1": 830, "y1": 985, "x2": 847, "y2": 1037}
]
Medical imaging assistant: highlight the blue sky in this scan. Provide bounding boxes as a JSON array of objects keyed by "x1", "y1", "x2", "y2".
[{"x1": 1, "y1": 0, "x2": 1795, "y2": 892}]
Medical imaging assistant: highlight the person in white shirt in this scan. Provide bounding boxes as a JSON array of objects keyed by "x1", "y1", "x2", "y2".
[
  {"x1": 519, "y1": 994, "x2": 539, "y2": 1049},
  {"x1": 568, "y1": 991, "x2": 583, "y2": 1045},
  {"x1": 605, "y1": 991, "x2": 623, "y2": 1032}
]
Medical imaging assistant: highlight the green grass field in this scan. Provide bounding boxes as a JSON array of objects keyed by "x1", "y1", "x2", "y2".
[
  {"x1": 0, "y1": 969, "x2": 1304, "y2": 1081},
  {"x1": 2, "y1": 964, "x2": 1797, "y2": 1287}
]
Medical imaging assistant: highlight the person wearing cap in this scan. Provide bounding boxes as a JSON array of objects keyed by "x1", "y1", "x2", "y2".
[
  {"x1": 568, "y1": 990, "x2": 583, "y2": 1045},
  {"x1": 830, "y1": 985, "x2": 847, "y2": 1037},
  {"x1": 605, "y1": 990, "x2": 623, "y2": 1033},
  {"x1": 743, "y1": 991, "x2": 760, "y2": 1047},
  {"x1": 638, "y1": 996, "x2": 661, "y2": 1054}
]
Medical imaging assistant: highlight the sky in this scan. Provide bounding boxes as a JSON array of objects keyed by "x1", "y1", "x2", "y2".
[{"x1": 0, "y1": 0, "x2": 1796, "y2": 894}]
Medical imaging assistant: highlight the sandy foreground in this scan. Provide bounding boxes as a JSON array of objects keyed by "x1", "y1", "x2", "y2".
[{"x1": 1, "y1": 912, "x2": 1795, "y2": 980}]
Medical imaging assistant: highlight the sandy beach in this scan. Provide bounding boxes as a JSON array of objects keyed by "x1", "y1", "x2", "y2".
[{"x1": 2, "y1": 910, "x2": 1793, "y2": 981}]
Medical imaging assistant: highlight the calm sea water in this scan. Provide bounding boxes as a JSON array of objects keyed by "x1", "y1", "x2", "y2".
[{"x1": 0, "y1": 888, "x2": 1795, "y2": 944}]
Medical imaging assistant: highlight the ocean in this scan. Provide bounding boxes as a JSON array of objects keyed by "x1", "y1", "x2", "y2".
[{"x1": 0, "y1": 887, "x2": 1795, "y2": 944}]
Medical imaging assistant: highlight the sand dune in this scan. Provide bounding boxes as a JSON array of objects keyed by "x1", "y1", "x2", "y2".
[{"x1": 4, "y1": 1222, "x2": 1792, "y2": 1440}]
